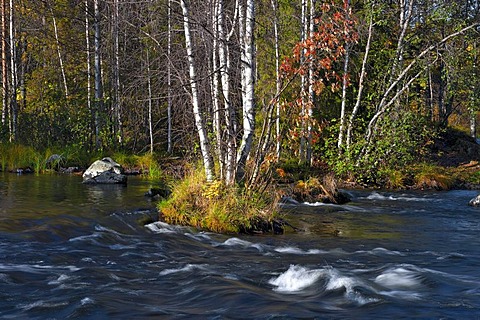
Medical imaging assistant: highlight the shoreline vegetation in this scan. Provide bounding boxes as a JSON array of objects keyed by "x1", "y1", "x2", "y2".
[{"x1": 1, "y1": 128, "x2": 479, "y2": 235}]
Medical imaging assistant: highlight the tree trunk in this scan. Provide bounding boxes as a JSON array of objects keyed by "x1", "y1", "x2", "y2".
[
  {"x1": 94, "y1": 0, "x2": 103, "y2": 150},
  {"x1": 346, "y1": 1, "x2": 374, "y2": 150},
  {"x1": 8, "y1": 0, "x2": 16, "y2": 142},
  {"x1": 51, "y1": 8, "x2": 68, "y2": 100},
  {"x1": 236, "y1": 0, "x2": 255, "y2": 183},
  {"x1": 211, "y1": 0, "x2": 224, "y2": 177},
  {"x1": 298, "y1": 0, "x2": 308, "y2": 163},
  {"x1": 305, "y1": 0, "x2": 315, "y2": 165},
  {"x1": 1, "y1": 0, "x2": 7, "y2": 127},
  {"x1": 337, "y1": 0, "x2": 351, "y2": 151},
  {"x1": 180, "y1": 0, "x2": 215, "y2": 182},
  {"x1": 167, "y1": 0, "x2": 173, "y2": 153},
  {"x1": 361, "y1": 23, "x2": 479, "y2": 159},
  {"x1": 147, "y1": 50, "x2": 154, "y2": 154},
  {"x1": 217, "y1": 0, "x2": 235, "y2": 184},
  {"x1": 85, "y1": 0, "x2": 92, "y2": 146},
  {"x1": 270, "y1": 0, "x2": 281, "y2": 158},
  {"x1": 112, "y1": 0, "x2": 122, "y2": 145}
]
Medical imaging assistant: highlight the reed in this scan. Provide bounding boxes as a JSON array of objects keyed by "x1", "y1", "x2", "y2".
[{"x1": 134, "y1": 153, "x2": 164, "y2": 180}]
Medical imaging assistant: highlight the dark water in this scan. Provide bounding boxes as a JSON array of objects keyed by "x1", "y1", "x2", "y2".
[{"x1": 1, "y1": 173, "x2": 480, "y2": 319}]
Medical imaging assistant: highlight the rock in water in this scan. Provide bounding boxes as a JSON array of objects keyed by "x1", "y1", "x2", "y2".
[
  {"x1": 469, "y1": 194, "x2": 480, "y2": 207},
  {"x1": 82, "y1": 157, "x2": 127, "y2": 184}
]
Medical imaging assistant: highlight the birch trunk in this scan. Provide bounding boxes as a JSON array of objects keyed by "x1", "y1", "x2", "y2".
[
  {"x1": 112, "y1": 0, "x2": 122, "y2": 145},
  {"x1": 363, "y1": 23, "x2": 479, "y2": 149},
  {"x1": 94, "y1": 0, "x2": 103, "y2": 149},
  {"x1": 85, "y1": 0, "x2": 92, "y2": 142},
  {"x1": 180, "y1": 0, "x2": 215, "y2": 181},
  {"x1": 217, "y1": 0, "x2": 235, "y2": 184},
  {"x1": 346, "y1": 3, "x2": 373, "y2": 149},
  {"x1": 211, "y1": 0, "x2": 224, "y2": 177},
  {"x1": 9, "y1": 0, "x2": 16, "y2": 142},
  {"x1": 167, "y1": 0, "x2": 173, "y2": 153},
  {"x1": 51, "y1": 9, "x2": 68, "y2": 100},
  {"x1": 337, "y1": 0, "x2": 351, "y2": 151},
  {"x1": 298, "y1": 0, "x2": 308, "y2": 163},
  {"x1": 270, "y1": 0, "x2": 281, "y2": 158},
  {"x1": 305, "y1": 0, "x2": 315, "y2": 165},
  {"x1": 236, "y1": 0, "x2": 255, "y2": 183},
  {"x1": 147, "y1": 50, "x2": 154, "y2": 154},
  {"x1": 1, "y1": 0, "x2": 7, "y2": 126}
]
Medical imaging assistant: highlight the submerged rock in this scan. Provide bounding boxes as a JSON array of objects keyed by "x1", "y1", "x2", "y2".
[
  {"x1": 469, "y1": 194, "x2": 480, "y2": 207},
  {"x1": 82, "y1": 157, "x2": 127, "y2": 184},
  {"x1": 145, "y1": 186, "x2": 171, "y2": 200}
]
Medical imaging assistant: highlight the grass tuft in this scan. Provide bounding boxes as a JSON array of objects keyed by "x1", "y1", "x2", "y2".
[{"x1": 158, "y1": 168, "x2": 278, "y2": 234}]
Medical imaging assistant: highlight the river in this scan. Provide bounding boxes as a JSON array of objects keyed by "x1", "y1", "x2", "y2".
[{"x1": 0, "y1": 173, "x2": 479, "y2": 319}]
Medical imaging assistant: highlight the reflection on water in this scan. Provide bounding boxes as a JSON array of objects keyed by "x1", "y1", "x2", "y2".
[{"x1": 0, "y1": 173, "x2": 480, "y2": 319}]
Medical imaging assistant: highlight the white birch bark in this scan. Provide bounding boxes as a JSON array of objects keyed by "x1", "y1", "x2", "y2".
[
  {"x1": 94, "y1": 0, "x2": 103, "y2": 149},
  {"x1": 51, "y1": 9, "x2": 69, "y2": 100},
  {"x1": 167, "y1": 0, "x2": 173, "y2": 153},
  {"x1": 112, "y1": 0, "x2": 122, "y2": 145},
  {"x1": 211, "y1": 0, "x2": 224, "y2": 177},
  {"x1": 85, "y1": 0, "x2": 92, "y2": 132},
  {"x1": 363, "y1": 23, "x2": 479, "y2": 149},
  {"x1": 9, "y1": 0, "x2": 16, "y2": 142},
  {"x1": 270, "y1": 0, "x2": 281, "y2": 158},
  {"x1": 147, "y1": 50, "x2": 154, "y2": 154},
  {"x1": 217, "y1": 0, "x2": 236, "y2": 184},
  {"x1": 236, "y1": 0, "x2": 255, "y2": 183},
  {"x1": 298, "y1": 0, "x2": 308, "y2": 162},
  {"x1": 306, "y1": 0, "x2": 315, "y2": 165},
  {"x1": 180, "y1": 0, "x2": 215, "y2": 181},
  {"x1": 1, "y1": 0, "x2": 7, "y2": 126},
  {"x1": 346, "y1": 3, "x2": 374, "y2": 149},
  {"x1": 337, "y1": 0, "x2": 351, "y2": 151}
]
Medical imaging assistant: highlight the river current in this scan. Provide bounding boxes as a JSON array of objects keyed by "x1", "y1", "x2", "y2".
[{"x1": 0, "y1": 173, "x2": 479, "y2": 319}]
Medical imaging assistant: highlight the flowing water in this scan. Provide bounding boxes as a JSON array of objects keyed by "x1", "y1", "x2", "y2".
[{"x1": 0, "y1": 173, "x2": 479, "y2": 319}]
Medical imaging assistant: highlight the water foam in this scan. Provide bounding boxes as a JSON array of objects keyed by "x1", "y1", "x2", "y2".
[
  {"x1": 274, "y1": 246, "x2": 327, "y2": 255},
  {"x1": 159, "y1": 264, "x2": 209, "y2": 276},
  {"x1": 145, "y1": 221, "x2": 179, "y2": 234},
  {"x1": 269, "y1": 265, "x2": 324, "y2": 293},
  {"x1": 374, "y1": 267, "x2": 422, "y2": 290},
  {"x1": 366, "y1": 191, "x2": 430, "y2": 202}
]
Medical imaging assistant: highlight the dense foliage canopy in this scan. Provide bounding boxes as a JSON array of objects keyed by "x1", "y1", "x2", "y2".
[{"x1": 0, "y1": 0, "x2": 478, "y2": 183}]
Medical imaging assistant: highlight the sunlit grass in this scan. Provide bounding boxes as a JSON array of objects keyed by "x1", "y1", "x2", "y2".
[
  {"x1": 412, "y1": 163, "x2": 455, "y2": 190},
  {"x1": 158, "y1": 167, "x2": 278, "y2": 234}
]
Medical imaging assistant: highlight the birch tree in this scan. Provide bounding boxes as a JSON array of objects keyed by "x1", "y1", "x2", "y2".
[
  {"x1": 180, "y1": 0, "x2": 215, "y2": 181},
  {"x1": 236, "y1": 0, "x2": 256, "y2": 182},
  {"x1": 9, "y1": 0, "x2": 17, "y2": 142},
  {"x1": 94, "y1": 0, "x2": 103, "y2": 149},
  {"x1": 1, "y1": 0, "x2": 7, "y2": 127}
]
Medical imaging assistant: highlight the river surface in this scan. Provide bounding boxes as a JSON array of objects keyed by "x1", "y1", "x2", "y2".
[{"x1": 0, "y1": 173, "x2": 479, "y2": 319}]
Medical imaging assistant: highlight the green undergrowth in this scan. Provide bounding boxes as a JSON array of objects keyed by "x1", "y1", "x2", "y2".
[{"x1": 158, "y1": 169, "x2": 279, "y2": 234}]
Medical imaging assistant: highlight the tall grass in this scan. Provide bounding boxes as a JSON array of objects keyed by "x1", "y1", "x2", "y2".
[
  {"x1": 413, "y1": 163, "x2": 455, "y2": 190},
  {"x1": 0, "y1": 143, "x2": 42, "y2": 172},
  {"x1": 134, "y1": 153, "x2": 163, "y2": 180},
  {"x1": 158, "y1": 168, "x2": 278, "y2": 233}
]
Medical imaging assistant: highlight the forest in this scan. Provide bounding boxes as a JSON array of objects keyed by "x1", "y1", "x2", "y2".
[{"x1": 0, "y1": 0, "x2": 479, "y2": 230}]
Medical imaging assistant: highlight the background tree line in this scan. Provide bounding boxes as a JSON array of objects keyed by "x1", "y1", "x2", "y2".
[{"x1": 0, "y1": 0, "x2": 478, "y2": 183}]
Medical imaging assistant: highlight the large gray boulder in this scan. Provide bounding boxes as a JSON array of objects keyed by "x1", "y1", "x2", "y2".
[
  {"x1": 82, "y1": 157, "x2": 127, "y2": 184},
  {"x1": 469, "y1": 194, "x2": 480, "y2": 207}
]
